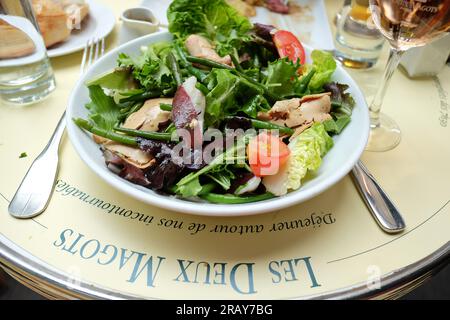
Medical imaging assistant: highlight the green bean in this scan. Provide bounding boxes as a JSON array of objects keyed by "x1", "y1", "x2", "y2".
[
  {"x1": 297, "y1": 69, "x2": 316, "y2": 93},
  {"x1": 167, "y1": 52, "x2": 182, "y2": 87},
  {"x1": 113, "y1": 127, "x2": 173, "y2": 141},
  {"x1": 224, "y1": 116, "x2": 294, "y2": 135},
  {"x1": 119, "y1": 90, "x2": 160, "y2": 103},
  {"x1": 159, "y1": 103, "x2": 173, "y2": 111},
  {"x1": 117, "y1": 100, "x2": 134, "y2": 110},
  {"x1": 186, "y1": 55, "x2": 282, "y2": 102},
  {"x1": 198, "y1": 183, "x2": 217, "y2": 196},
  {"x1": 200, "y1": 192, "x2": 274, "y2": 204},
  {"x1": 174, "y1": 43, "x2": 207, "y2": 82},
  {"x1": 195, "y1": 82, "x2": 209, "y2": 96},
  {"x1": 118, "y1": 101, "x2": 144, "y2": 122},
  {"x1": 73, "y1": 118, "x2": 138, "y2": 146},
  {"x1": 231, "y1": 48, "x2": 243, "y2": 72},
  {"x1": 250, "y1": 119, "x2": 294, "y2": 135},
  {"x1": 164, "y1": 122, "x2": 176, "y2": 134},
  {"x1": 128, "y1": 101, "x2": 144, "y2": 114},
  {"x1": 186, "y1": 55, "x2": 233, "y2": 70}
]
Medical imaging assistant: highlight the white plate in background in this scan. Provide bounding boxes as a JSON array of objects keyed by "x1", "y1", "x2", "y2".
[
  {"x1": 47, "y1": 0, "x2": 116, "y2": 58},
  {"x1": 140, "y1": 0, "x2": 335, "y2": 50}
]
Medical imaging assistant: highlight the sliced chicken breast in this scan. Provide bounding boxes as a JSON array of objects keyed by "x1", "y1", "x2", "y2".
[{"x1": 185, "y1": 34, "x2": 232, "y2": 66}]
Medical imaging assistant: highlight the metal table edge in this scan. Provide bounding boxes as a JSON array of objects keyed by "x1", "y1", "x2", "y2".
[{"x1": 0, "y1": 232, "x2": 449, "y2": 300}]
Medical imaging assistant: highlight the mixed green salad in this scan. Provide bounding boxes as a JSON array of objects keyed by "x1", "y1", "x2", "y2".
[{"x1": 74, "y1": 0, "x2": 356, "y2": 204}]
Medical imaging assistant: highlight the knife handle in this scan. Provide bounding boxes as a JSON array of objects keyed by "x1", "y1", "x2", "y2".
[{"x1": 351, "y1": 160, "x2": 406, "y2": 233}]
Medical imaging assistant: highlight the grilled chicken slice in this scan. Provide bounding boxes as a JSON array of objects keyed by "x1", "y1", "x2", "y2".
[
  {"x1": 259, "y1": 93, "x2": 332, "y2": 141},
  {"x1": 93, "y1": 98, "x2": 172, "y2": 145},
  {"x1": 103, "y1": 149, "x2": 151, "y2": 186},
  {"x1": 172, "y1": 76, "x2": 206, "y2": 148},
  {"x1": 103, "y1": 142, "x2": 155, "y2": 169},
  {"x1": 298, "y1": 93, "x2": 332, "y2": 122},
  {"x1": 123, "y1": 98, "x2": 172, "y2": 132},
  {"x1": 185, "y1": 34, "x2": 232, "y2": 66},
  {"x1": 260, "y1": 92, "x2": 331, "y2": 130}
]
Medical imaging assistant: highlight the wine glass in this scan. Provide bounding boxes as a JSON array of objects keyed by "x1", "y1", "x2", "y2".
[{"x1": 366, "y1": 0, "x2": 450, "y2": 151}]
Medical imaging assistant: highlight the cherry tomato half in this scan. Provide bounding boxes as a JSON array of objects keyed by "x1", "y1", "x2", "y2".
[
  {"x1": 247, "y1": 132, "x2": 291, "y2": 177},
  {"x1": 272, "y1": 30, "x2": 306, "y2": 65}
]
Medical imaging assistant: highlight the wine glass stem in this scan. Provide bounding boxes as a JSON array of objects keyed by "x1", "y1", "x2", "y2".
[{"x1": 370, "y1": 48, "x2": 405, "y2": 127}]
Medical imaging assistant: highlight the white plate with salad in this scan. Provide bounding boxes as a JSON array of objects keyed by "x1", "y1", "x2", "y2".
[{"x1": 66, "y1": 0, "x2": 369, "y2": 216}]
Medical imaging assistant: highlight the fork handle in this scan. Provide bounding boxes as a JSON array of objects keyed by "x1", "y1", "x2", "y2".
[
  {"x1": 8, "y1": 112, "x2": 66, "y2": 218},
  {"x1": 351, "y1": 160, "x2": 406, "y2": 233}
]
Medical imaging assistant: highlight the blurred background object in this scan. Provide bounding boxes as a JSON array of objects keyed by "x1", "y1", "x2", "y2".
[
  {"x1": 0, "y1": 0, "x2": 56, "y2": 105},
  {"x1": 400, "y1": 33, "x2": 450, "y2": 78},
  {"x1": 334, "y1": 0, "x2": 385, "y2": 69},
  {"x1": 31, "y1": 0, "x2": 90, "y2": 48}
]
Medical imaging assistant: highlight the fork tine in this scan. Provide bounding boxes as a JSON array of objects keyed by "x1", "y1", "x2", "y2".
[
  {"x1": 94, "y1": 38, "x2": 100, "y2": 61},
  {"x1": 79, "y1": 39, "x2": 90, "y2": 74},
  {"x1": 80, "y1": 37, "x2": 104, "y2": 75},
  {"x1": 100, "y1": 37, "x2": 105, "y2": 57},
  {"x1": 87, "y1": 38, "x2": 96, "y2": 69}
]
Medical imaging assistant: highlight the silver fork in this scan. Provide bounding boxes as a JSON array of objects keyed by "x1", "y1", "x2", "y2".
[{"x1": 8, "y1": 38, "x2": 105, "y2": 219}]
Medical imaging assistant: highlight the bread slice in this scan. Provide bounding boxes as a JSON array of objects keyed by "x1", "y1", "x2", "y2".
[
  {"x1": 226, "y1": 0, "x2": 256, "y2": 17},
  {"x1": 31, "y1": 0, "x2": 90, "y2": 48},
  {"x1": 32, "y1": 0, "x2": 72, "y2": 47},
  {"x1": 60, "y1": 0, "x2": 90, "y2": 30}
]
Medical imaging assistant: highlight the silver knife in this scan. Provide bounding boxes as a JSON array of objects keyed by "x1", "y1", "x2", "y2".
[{"x1": 351, "y1": 160, "x2": 406, "y2": 233}]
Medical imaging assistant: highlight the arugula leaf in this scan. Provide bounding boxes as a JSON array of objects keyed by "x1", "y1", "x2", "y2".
[
  {"x1": 206, "y1": 166, "x2": 236, "y2": 190},
  {"x1": 174, "y1": 176, "x2": 203, "y2": 197},
  {"x1": 322, "y1": 82, "x2": 356, "y2": 134},
  {"x1": 264, "y1": 58, "x2": 302, "y2": 98},
  {"x1": 175, "y1": 137, "x2": 247, "y2": 188},
  {"x1": 324, "y1": 82, "x2": 355, "y2": 114},
  {"x1": 241, "y1": 95, "x2": 270, "y2": 118},
  {"x1": 85, "y1": 85, "x2": 120, "y2": 131},
  {"x1": 307, "y1": 50, "x2": 336, "y2": 92},
  {"x1": 118, "y1": 42, "x2": 177, "y2": 95},
  {"x1": 204, "y1": 69, "x2": 263, "y2": 126},
  {"x1": 167, "y1": 0, "x2": 252, "y2": 55}
]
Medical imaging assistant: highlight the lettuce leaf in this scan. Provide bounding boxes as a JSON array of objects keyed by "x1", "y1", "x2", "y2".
[
  {"x1": 85, "y1": 85, "x2": 120, "y2": 132},
  {"x1": 85, "y1": 67, "x2": 136, "y2": 91},
  {"x1": 117, "y1": 42, "x2": 176, "y2": 95},
  {"x1": 174, "y1": 176, "x2": 203, "y2": 198},
  {"x1": 167, "y1": 0, "x2": 252, "y2": 55},
  {"x1": 264, "y1": 58, "x2": 302, "y2": 98},
  {"x1": 241, "y1": 95, "x2": 271, "y2": 118},
  {"x1": 322, "y1": 82, "x2": 356, "y2": 134},
  {"x1": 204, "y1": 69, "x2": 263, "y2": 126},
  {"x1": 286, "y1": 123, "x2": 333, "y2": 191},
  {"x1": 307, "y1": 50, "x2": 337, "y2": 92}
]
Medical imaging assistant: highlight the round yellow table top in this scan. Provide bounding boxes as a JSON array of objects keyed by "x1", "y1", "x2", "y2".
[{"x1": 0, "y1": 0, "x2": 449, "y2": 299}]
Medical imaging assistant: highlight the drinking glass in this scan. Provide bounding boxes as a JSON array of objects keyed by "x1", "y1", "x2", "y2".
[
  {"x1": 367, "y1": 0, "x2": 450, "y2": 151},
  {"x1": 335, "y1": 0, "x2": 385, "y2": 69},
  {"x1": 0, "y1": 0, "x2": 56, "y2": 105}
]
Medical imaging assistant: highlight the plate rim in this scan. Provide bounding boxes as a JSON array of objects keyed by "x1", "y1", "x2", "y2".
[
  {"x1": 66, "y1": 31, "x2": 369, "y2": 216},
  {"x1": 46, "y1": 0, "x2": 116, "y2": 58}
]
